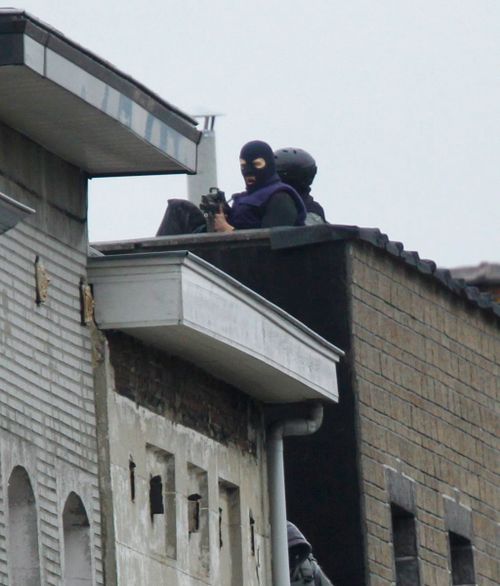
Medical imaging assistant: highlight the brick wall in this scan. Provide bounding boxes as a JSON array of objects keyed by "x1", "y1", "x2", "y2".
[
  {"x1": 107, "y1": 331, "x2": 262, "y2": 453},
  {"x1": 0, "y1": 122, "x2": 102, "y2": 584},
  {"x1": 350, "y1": 241, "x2": 499, "y2": 586}
]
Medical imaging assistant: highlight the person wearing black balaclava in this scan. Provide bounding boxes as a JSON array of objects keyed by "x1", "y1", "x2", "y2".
[
  {"x1": 288, "y1": 522, "x2": 334, "y2": 586},
  {"x1": 213, "y1": 140, "x2": 306, "y2": 232}
]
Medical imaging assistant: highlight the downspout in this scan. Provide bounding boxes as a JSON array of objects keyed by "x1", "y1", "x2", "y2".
[{"x1": 267, "y1": 401, "x2": 324, "y2": 586}]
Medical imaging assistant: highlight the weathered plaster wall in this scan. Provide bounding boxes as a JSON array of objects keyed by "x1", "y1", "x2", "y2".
[
  {"x1": 350, "y1": 241, "x2": 499, "y2": 586},
  {"x1": 107, "y1": 332, "x2": 261, "y2": 452},
  {"x1": 147, "y1": 238, "x2": 364, "y2": 586},
  {"x1": 102, "y1": 334, "x2": 271, "y2": 585},
  {"x1": 0, "y1": 122, "x2": 102, "y2": 584}
]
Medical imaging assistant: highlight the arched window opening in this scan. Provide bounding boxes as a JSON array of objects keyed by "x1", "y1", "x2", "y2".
[
  {"x1": 7, "y1": 466, "x2": 41, "y2": 586},
  {"x1": 63, "y1": 492, "x2": 92, "y2": 586}
]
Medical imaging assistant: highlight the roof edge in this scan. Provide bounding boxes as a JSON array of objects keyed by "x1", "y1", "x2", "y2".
[
  {"x1": 91, "y1": 224, "x2": 500, "y2": 322},
  {"x1": 0, "y1": 9, "x2": 200, "y2": 143}
]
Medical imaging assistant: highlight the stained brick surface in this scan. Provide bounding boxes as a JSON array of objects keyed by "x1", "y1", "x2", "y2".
[
  {"x1": 107, "y1": 331, "x2": 262, "y2": 453},
  {"x1": 350, "y1": 242, "x2": 499, "y2": 585}
]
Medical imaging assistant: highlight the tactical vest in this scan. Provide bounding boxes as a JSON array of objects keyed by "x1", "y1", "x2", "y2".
[{"x1": 229, "y1": 181, "x2": 306, "y2": 230}]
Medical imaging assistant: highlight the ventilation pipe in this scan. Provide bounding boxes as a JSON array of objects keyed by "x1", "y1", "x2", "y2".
[
  {"x1": 188, "y1": 114, "x2": 219, "y2": 206},
  {"x1": 267, "y1": 401, "x2": 324, "y2": 586}
]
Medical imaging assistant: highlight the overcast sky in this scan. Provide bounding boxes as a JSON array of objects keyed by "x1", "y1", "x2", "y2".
[{"x1": 19, "y1": 0, "x2": 500, "y2": 268}]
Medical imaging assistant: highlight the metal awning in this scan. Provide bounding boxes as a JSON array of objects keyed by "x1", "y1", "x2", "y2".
[
  {"x1": 0, "y1": 9, "x2": 200, "y2": 176},
  {"x1": 88, "y1": 251, "x2": 343, "y2": 404}
]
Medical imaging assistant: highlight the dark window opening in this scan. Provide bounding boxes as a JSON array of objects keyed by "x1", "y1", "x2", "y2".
[
  {"x1": 449, "y1": 532, "x2": 475, "y2": 585},
  {"x1": 188, "y1": 493, "x2": 201, "y2": 534},
  {"x1": 149, "y1": 475, "x2": 164, "y2": 518},
  {"x1": 219, "y1": 507, "x2": 224, "y2": 548},
  {"x1": 250, "y1": 512, "x2": 256, "y2": 556},
  {"x1": 129, "y1": 458, "x2": 136, "y2": 502},
  {"x1": 391, "y1": 504, "x2": 421, "y2": 586}
]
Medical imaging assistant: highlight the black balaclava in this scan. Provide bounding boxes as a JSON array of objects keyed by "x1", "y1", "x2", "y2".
[
  {"x1": 239, "y1": 140, "x2": 280, "y2": 192},
  {"x1": 287, "y1": 522, "x2": 312, "y2": 570}
]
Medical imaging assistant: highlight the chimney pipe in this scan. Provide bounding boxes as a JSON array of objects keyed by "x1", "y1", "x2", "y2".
[{"x1": 188, "y1": 114, "x2": 219, "y2": 207}]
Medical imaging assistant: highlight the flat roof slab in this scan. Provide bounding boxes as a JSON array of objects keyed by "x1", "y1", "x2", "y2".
[{"x1": 88, "y1": 251, "x2": 343, "y2": 404}]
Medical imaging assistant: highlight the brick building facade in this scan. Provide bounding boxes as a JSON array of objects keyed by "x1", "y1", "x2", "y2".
[
  {"x1": 2, "y1": 9, "x2": 498, "y2": 586},
  {"x1": 350, "y1": 243, "x2": 498, "y2": 586},
  {"x1": 97, "y1": 226, "x2": 499, "y2": 586}
]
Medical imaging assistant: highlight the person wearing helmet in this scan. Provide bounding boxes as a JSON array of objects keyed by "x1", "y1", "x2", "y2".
[
  {"x1": 274, "y1": 148, "x2": 327, "y2": 225},
  {"x1": 213, "y1": 140, "x2": 306, "y2": 232},
  {"x1": 288, "y1": 521, "x2": 334, "y2": 585}
]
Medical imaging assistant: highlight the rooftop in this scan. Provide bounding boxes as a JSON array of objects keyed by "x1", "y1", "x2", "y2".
[
  {"x1": 92, "y1": 224, "x2": 500, "y2": 321},
  {"x1": 450, "y1": 262, "x2": 500, "y2": 286}
]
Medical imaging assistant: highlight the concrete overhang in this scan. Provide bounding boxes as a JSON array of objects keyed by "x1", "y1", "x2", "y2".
[
  {"x1": 0, "y1": 190, "x2": 35, "y2": 234},
  {"x1": 0, "y1": 9, "x2": 200, "y2": 176},
  {"x1": 87, "y1": 251, "x2": 343, "y2": 404}
]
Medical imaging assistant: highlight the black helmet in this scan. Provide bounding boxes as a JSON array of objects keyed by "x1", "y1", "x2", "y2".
[{"x1": 274, "y1": 147, "x2": 317, "y2": 193}]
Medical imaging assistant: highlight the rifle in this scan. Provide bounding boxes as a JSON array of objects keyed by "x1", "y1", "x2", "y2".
[{"x1": 199, "y1": 187, "x2": 227, "y2": 232}]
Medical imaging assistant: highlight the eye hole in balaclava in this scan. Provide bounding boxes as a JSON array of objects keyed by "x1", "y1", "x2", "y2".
[
  {"x1": 289, "y1": 544, "x2": 311, "y2": 570},
  {"x1": 239, "y1": 140, "x2": 279, "y2": 192}
]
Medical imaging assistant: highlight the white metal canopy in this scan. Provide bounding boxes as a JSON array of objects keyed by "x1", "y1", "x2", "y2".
[
  {"x1": 88, "y1": 251, "x2": 343, "y2": 404},
  {"x1": 0, "y1": 9, "x2": 200, "y2": 176}
]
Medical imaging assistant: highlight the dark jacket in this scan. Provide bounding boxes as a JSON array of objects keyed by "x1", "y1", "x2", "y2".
[
  {"x1": 302, "y1": 191, "x2": 327, "y2": 225},
  {"x1": 288, "y1": 522, "x2": 333, "y2": 586}
]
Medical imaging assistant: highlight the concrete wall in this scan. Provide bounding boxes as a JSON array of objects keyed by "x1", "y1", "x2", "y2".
[
  {"x1": 107, "y1": 332, "x2": 262, "y2": 453},
  {"x1": 97, "y1": 333, "x2": 271, "y2": 585},
  {"x1": 0, "y1": 122, "x2": 102, "y2": 584},
  {"x1": 350, "y1": 242, "x2": 499, "y2": 586}
]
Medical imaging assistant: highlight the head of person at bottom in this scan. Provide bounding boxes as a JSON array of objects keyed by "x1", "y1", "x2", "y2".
[
  {"x1": 288, "y1": 521, "x2": 334, "y2": 586},
  {"x1": 239, "y1": 140, "x2": 280, "y2": 192},
  {"x1": 288, "y1": 521, "x2": 313, "y2": 570}
]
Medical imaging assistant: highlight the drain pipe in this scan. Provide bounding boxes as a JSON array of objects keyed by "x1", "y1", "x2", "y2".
[{"x1": 267, "y1": 401, "x2": 324, "y2": 586}]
